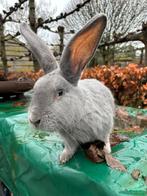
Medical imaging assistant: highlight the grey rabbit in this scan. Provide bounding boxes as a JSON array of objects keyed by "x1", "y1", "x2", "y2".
[{"x1": 20, "y1": 14, "x2": 115, "y2": 164}]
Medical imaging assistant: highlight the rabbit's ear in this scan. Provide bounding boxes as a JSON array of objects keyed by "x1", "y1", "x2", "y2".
[
  {"x1": 20, "y1": 23, "x2": 58, "y2": 73},
  {"x1": 60, "y1": 14, "x2": 106, "y2": 85}
]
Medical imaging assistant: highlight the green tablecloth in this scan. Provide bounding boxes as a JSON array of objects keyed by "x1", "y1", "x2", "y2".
[{"x1": 0, "y1": 102, "x2": 147, "y2": 196}]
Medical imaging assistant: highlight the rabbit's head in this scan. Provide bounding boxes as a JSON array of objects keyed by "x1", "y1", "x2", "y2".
[{"x1": 20, "y1": 15, "x2": 107, "y2": 132}]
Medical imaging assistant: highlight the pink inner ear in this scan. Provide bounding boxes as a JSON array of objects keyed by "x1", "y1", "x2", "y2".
[{"x1": 70, "y1": 24, "x2": 100, "y2": 74}]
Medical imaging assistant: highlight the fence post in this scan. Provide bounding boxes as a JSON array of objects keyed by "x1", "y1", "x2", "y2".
[
  {"x1": 58, "y1": 26, "x2": 64, "y2": 55},
  {"x1": 142, "y1": 22, "x2": 147, "y2": 66},
  {"x1": 0, "y1": 14, "x2": 8, "y2": 77},
  {"x1": 139, "y1": 48, "x2": 144, "y2": 65}
]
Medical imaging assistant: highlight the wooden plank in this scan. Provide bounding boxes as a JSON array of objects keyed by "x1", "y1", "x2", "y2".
[
  {"x1": 8, "y1": 61, "x2": 34, "y2": 66},
  {"x1": 5, "y1": 46, "x2": 28, "y2": 52},
  {"x1": 12, "y1": 67, "x2": 34, "y2": 72},
  {"x1": 7, "y1": 57, "x2": 31, "y2": 61},
  {"x1": 1, "y1": 62, "x2": 35, "y2": 67},
  {"x1": 6, "y1": 51, "x2": 28, "y2": 56},
  {"x1": 5, "y1": 42, "x2": 25, "y2": 47}
]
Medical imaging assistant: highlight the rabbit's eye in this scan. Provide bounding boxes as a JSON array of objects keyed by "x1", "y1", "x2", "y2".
[{"x1": 57, "y1": 89, "x2": 64, "y2": 97}]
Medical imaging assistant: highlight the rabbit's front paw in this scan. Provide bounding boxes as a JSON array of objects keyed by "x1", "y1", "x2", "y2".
[
  {"x1": 59, "y1": 148, "x2": 74, "y2": 164},
  {"x1": 104, "y1": 141, "x2": 111, "y2": 154}
]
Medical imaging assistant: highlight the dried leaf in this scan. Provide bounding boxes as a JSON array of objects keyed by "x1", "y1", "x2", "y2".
[
  {"x1": 131, "y1": 169, "x2": 141, "y2": 180},
  {"x1": 85, "y1": 144, "x2": 105, "y2": 163},
  {"x1": 84, "y1": 143, "x2": 127, "y2": 172},
  {"x1": 110, "y1": 133, "x2": 130, "y2": 146},
  {"x1": 104, "y1": 153, "x2": 127, "y2": 172},
  {"x1": 126, "y1": 126, "x2": 143, "y2": 133}
]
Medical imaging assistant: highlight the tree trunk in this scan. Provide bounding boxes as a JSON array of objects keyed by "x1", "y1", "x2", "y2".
[
  {"x1": 101, "y1": 46, "x2": 108, "y2": 65},
  {"x1": 28, "y1": 0, "x2": 40, "y2": 71},
  {"x1": 139, "y1": 48, "x2": 144, "y2": 65},
  {"x1": 0, "y1": 15, "x2": 8, "y2": 77},
  {"x1": 144, "y1": 42, "x2": 147, "y2": 66},
  {"x1": 111, "y1": 45, "x2": 115, "y2": 65}
]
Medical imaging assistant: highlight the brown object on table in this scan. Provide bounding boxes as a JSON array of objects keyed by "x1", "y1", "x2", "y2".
[
  {"x1": 85, "y1": 144, "x2": 105, "y2": 163},
  {"x1": 84, "y1": 143, "x2": 127, "y2": 172},
  {"x1": 0, "y1": 80, "x2": 34, "y2": 97}
]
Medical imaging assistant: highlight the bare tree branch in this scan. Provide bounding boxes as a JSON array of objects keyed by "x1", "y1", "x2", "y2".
[
  {"x1": 2, "y1": 0, "x2": 28, "y2": 23},
  {"x1": 37, "y1": 0, "x2": 92, "y2": 28}
]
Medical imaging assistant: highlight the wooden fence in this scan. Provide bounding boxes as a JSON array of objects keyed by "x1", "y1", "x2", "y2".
[{"x1": 0, "y1": 35, "x2": 34, "y2": 72}]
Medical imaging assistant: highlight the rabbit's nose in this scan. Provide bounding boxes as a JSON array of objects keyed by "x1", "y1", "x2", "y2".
[
  {"x1": 29, "y1": 118, "x2": 41, "y2": 127},
  {"x1": 29, "y1": 107, "x2": 41, "y2": 127}
]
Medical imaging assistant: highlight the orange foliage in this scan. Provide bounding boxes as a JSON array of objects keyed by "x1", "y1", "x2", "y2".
[
  {"x1": 0, "y1": 64, "x2": 146, "y2": 108},
  {"x1": 82, "y1": 64, "x2": 147, "y2": 108}
]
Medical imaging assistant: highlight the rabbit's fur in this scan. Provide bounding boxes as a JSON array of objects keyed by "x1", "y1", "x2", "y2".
[{"x1": 20, "y1": 14, "x2": 115, "y2": 163}]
